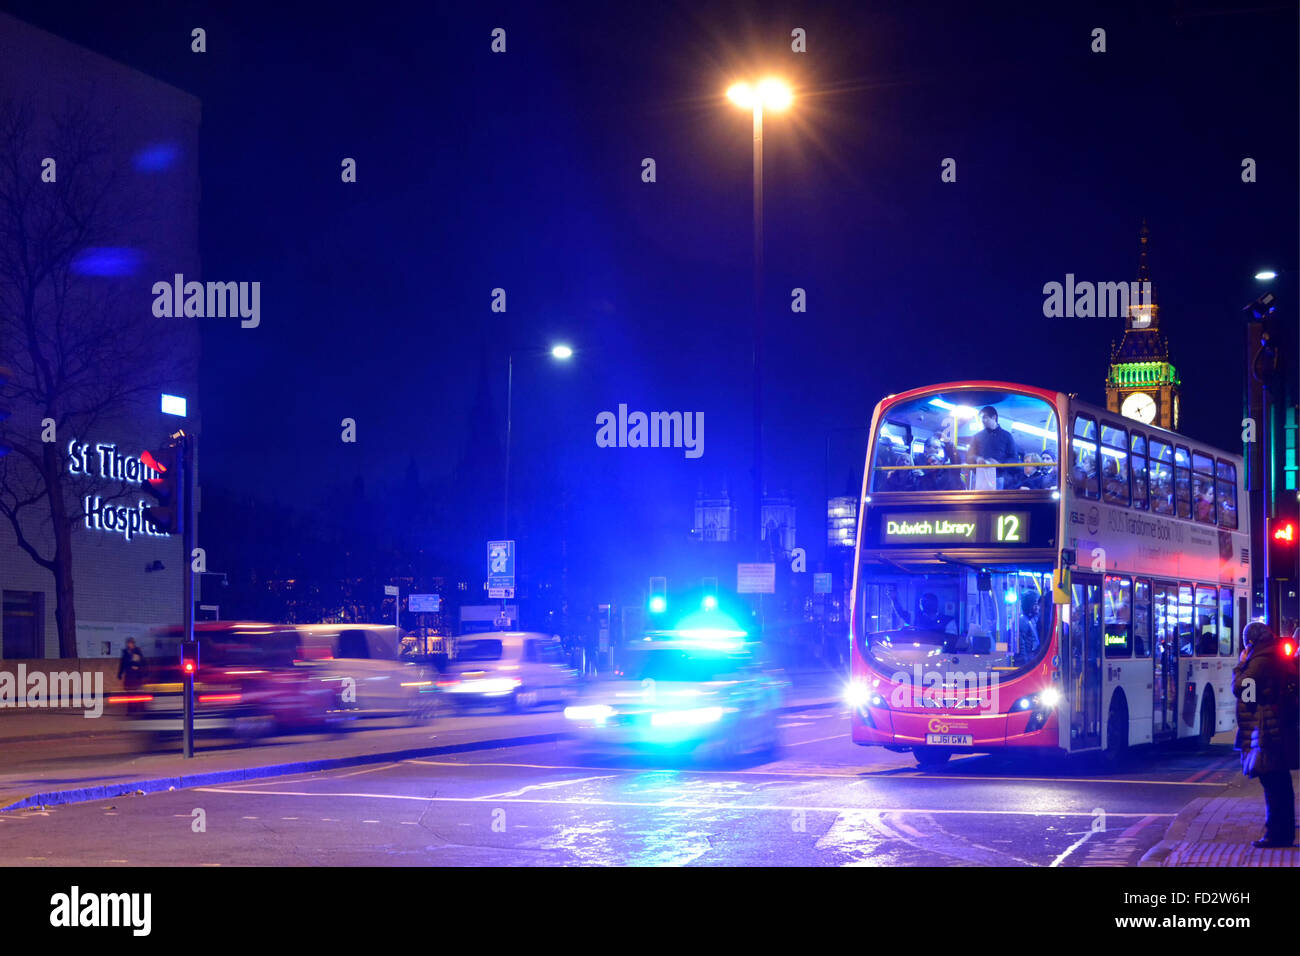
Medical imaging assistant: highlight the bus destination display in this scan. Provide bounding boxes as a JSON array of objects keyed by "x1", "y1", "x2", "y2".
[{"x1": 879, "y1": 510, "x2": 1030, "y2": 545}]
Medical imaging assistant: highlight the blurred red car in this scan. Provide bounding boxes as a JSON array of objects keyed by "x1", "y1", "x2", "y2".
[{"x1": 109, "y1": 622, "x2": 342, "y2": 740}]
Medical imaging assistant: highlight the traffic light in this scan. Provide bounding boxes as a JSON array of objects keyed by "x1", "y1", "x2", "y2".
[
  {"x1": 140, "y1": 441, "x2": 181, "y2": 534},
  {"x1": 648, "y1": 576, "x2": 667, "y2": 614},
  {"x1": 181, "y1": 640, "x2": 199, "y2": 675}
]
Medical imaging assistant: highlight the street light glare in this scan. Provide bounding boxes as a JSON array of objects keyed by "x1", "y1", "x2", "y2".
[
  {"x1": 726, "y1": 82, "x2": 755, "y2": 109},
  {"x1": 757, "y1": 77, "x2": 792, "y2": 110},
  {"x1": 727, "y1": 79, "x2": 792, "y2": 111},
  {"x1": 1255, "y1": 270, "x2": 1277, "y2": 281},
  {"x1": 551, "y1": 344, "x2": 574, "y2": 360}
]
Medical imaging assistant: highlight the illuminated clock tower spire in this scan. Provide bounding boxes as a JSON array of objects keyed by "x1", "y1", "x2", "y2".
[{"x1": 1105, "y1": 220, "x2": 1181, "y2": 430}]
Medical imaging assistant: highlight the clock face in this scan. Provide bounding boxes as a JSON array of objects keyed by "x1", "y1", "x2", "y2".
[
  {"x1": 1132, "y1": 310, "x2": 1152, "y2": 328},
  {"x1": 1121, "y1": 392, "x2": 1157, "y2": 425}
]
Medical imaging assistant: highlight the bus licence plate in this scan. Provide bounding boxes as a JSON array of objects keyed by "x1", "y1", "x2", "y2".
[{"x1": 925, "y1": 733, "x2": 973, "y2": 746}]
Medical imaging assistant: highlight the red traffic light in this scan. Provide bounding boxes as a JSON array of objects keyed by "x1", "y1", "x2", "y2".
[
  {"x1": 1274, "y1": 522, "x2": 1295, "y2": 543},
  {"x1": 180, "y1": 640, "x2": 199, "y2": 675}
]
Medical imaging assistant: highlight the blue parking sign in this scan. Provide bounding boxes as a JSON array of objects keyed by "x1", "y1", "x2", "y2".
[{"x1": 488, "y1": 540, "x2": 515, "y2": 589}]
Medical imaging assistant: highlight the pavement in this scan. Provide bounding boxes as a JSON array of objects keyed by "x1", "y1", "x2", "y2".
[
  {"x1": 1139, "y1": 769, "x2": 1300, "y2": 867},
  {"x1": 0, "y1": 669, "x2": 847, "y2": 812}
]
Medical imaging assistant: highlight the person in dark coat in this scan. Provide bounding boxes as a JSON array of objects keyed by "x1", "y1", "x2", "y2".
[
  {"x1": 117, "y1": 637, "x2": 147, "y2": 689},
  {"x1": 1232, "y1": 621, "x2": 1300, "y2": 848}
]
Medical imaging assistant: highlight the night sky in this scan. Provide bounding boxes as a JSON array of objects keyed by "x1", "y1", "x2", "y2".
[{"x1": 3, "y1": 0, "x2": 1296, "y2": 594}]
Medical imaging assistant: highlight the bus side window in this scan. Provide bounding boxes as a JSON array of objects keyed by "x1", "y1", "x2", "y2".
[
  {"x1": 1177, "y1": 584, "x2": 1194, "y2": 656},
  {"x1": 1149, "y1": 440, "x2": 1174, "y2": 515},
  {"x1": 1130, "y1": 433, "x2": 1148, "y2": 510},
  {"x1": 1100, "y1": 423, "x2": 1130, "y2": 506},
  {"x1": 1216, "y1": 460, "x2": 1239, "y2": 530},
  {"x1": 1103, "y1": 575, "x2": 1131, "y2": 657},
  {"x1": 1132, "y1": 578, "x2": 1151, "y2": 658},
  {"x1": 1174, "y1": 446, "x2": 1192, "y2": 519},
  {"x1": 1192, "y1": 451, "x2": 1215, "y2": 524},
  {"x1": 1071, "y1": 415, "x2": 1099, "y2": 500},
  {"x1": 1193, "y1": 585, "x2": 1217, "y2": 657},
  {"x1": 1219, "y1": 588, "x2": 1235, "y2": 657}
]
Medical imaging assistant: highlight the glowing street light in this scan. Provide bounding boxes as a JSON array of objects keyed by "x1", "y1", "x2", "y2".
[
  {"x1": 1255, "y1": 270, "x2": 1277, "y2": 281},
  {"x1": 726, "y1": 78, "x2": 793, "y2": 111},
  {"x1": 550, "y1": 343, "x2": 574, "y2": 360}
]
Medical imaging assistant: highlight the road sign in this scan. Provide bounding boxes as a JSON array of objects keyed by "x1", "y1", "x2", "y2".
[
  {"x1": 384, "y1": 585, "x2": 399, "y2": 597},
  {"x1": 813, "y1": 572, "x2": 832, "y2": 594},
  {"x1": 488, "y1": 587, "x2": 514, "y2": 599},
  {"x1": 737, "y1": 563, "x2": 776, "y2": 594},
  {"x1": 408, "y1": 593, "x2": 441, "y2": 613},
  {"x1": 488, "y1": 540, "x2": 515, "y2": 589}
]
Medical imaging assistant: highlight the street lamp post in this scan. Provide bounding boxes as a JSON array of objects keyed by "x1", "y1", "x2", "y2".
[
  {"x1": 503, "y1": 343, "x2": 574, "y2": 538},
  {"x1": 726, "y1": 78, "x2": 792, "y2": 558},
  {"x1": 728, "y1": 78, "x2": 792, "y2": 643}
]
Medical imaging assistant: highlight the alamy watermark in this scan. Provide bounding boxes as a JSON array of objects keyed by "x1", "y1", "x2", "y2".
[
  {"x1": 596, "y1": 405, "x2": 703, "y2": 458},
  {"x1": 1042, "y1": 276, "x2": 1152, "y2": 318},
  {"x1": 152, "y1": 273, "x2": 260, "y2": 328},
  {"x1": 0, "y1": 665, "x2": 104, "y2": 718}
]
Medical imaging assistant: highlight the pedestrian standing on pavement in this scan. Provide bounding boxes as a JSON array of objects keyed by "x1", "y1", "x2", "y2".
[
  {"x1": 117, "y1": 637, "x2": 147, "y2": 690},
  {"x1": 1232, "y1": 621, "x2": 1300, "y2": 849}
]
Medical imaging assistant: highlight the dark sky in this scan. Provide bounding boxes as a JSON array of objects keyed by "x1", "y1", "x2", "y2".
[{"x1": 3, "y1": 0, "x2": 1297, "y2": 589}]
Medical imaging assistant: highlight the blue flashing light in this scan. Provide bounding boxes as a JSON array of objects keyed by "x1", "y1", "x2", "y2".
[
  {"x1": 1004, "y1": 589, "x2": 1018, "y2": 605},
  {"x1": 649, "y1": 595, "x2": 667, "y2": 614}
]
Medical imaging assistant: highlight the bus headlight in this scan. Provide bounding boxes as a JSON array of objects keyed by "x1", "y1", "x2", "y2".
[
  {"x1": 1038, "y1": 687, "x2": 1061, "y2": 709},
  {"x1": 845, "y1": 681, "x2": 871, "y2": 709}
]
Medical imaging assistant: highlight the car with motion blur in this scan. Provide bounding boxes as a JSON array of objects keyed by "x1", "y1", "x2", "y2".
[
  {"x1": 294, "y1": 624, "x2": 438, "y2": 724},
  {"x1": 438, "y1": 632, "x2": 579, "y2": 710},
  {"x1": 564, "y1": 605, "x2": 788, "y2": 759},
  {"x1": 110, "y1": 623, "x2": 343, "y2": 740}
]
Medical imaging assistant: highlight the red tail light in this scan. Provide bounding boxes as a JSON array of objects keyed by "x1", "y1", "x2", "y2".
[
  {"x1": 108, "y1": 695, "x2": 153, "y2": 704},
  {"x1": 198, "y1": 693, "x2": 241, "y2": 704},
  {"x1": 436, "y1": 679, "x2": 459, "y2": 688},
  {"x1": 1283, "y1": 642, "x2": 1295, "y2": 658}
]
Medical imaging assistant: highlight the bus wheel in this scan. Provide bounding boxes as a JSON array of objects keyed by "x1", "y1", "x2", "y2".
[
  {"x1": 1198, "y1": 692, "x2": 1216, "y2": 749},
  {"x1": 913, "y1": 746, "x2": 951, "y2": 768},
  {"x1": 1104, "y1": 696, "x2": 1129, "y2": 766}
]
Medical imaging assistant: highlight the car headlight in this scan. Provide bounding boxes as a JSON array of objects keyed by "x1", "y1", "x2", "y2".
[{"x1": 564, "y1": 704, "x2": 615, "y2": 721}]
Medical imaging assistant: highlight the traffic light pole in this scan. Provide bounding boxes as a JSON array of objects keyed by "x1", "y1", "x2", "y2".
[{"x1": 182, "y1": 434, "x2": 196, "y2": 758}]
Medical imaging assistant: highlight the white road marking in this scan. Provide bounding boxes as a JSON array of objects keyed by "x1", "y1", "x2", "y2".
[
  {"x1": 194, "y1": 787, "x2": 1174, "y2": 819},
  {"x1": 786, "y1": 733, "x2": 850, "y2": 746},
  {"x1": 1050, "y1": 829, "x2": 1097, "y2": 867},
  {"x1": 779, "y1": 722, "x2": 814, "y2": 729},
  {"x1": 473, "y1": 774, "x2": 617, "y2": 800},
  {"x1": 332, "y1": 762, "x2": 400, "y2": 779}
]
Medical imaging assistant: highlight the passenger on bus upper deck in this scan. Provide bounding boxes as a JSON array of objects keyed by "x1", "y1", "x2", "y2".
[
  {"x1": 916, "y1": 434, "x2": 963, "y2": 491},
  {"x1": 966, "y1": 406, "x2": 1020, "y2": 489}
]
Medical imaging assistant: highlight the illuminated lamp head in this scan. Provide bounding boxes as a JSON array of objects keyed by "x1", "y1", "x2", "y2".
[
  {"x1": 702, "y1": 595, "x2": 718, "y2": 611},
  {"x1": 649, "y1": 595, "x2": 667, "y2": 614}
]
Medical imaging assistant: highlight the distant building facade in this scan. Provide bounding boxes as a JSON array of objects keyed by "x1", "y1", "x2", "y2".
[{"x1": 0, "y1": 14, "x2": 201, "y2": 659}]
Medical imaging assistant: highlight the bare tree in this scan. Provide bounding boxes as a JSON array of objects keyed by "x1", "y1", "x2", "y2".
[{"x1": 0, "y1": 98, "x2": 191, "y2": 657}]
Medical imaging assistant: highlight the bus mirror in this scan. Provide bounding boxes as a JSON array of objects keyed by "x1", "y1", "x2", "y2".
[
  {"x1": 977, "y1": 571, "x2": 992, "y2": 592},
  {"x1": 1052, "y1": 568, "x2": 1071, "y2": 604}
]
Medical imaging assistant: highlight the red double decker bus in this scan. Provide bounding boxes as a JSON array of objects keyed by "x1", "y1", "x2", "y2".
[{"x1": 847, "y1": 381, "x2": 1249, "y2": 766}]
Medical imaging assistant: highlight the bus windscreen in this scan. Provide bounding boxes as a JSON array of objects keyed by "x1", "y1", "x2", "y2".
[{"x1": 871, "y1": 390, "x2": 1059, "y2": 493}]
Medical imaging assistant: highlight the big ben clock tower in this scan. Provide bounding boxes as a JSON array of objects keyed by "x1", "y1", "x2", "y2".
[{"x1": 1106, "y1": 221, "x2": 1181, "y2": 430}]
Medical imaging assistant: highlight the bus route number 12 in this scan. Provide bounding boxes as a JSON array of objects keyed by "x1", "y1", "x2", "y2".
[{"x1": 995, "y1": 513, "x2": 1022, "y2": 542}]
